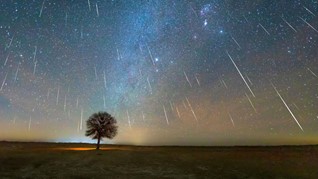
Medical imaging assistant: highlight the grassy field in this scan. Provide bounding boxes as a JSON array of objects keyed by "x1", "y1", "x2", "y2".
[{"x1": 0, "y1": 142, "x2": 317, "y2": 178}]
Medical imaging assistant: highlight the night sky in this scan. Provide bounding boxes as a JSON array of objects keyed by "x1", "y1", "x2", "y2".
[{"x1": 1, "y1": 0, "x2": 318, "y2": 145}]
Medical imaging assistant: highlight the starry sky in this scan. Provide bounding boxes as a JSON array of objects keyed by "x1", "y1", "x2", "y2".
[{"x1": 0, "y1": 0, "x2": 318, "y2": 146}]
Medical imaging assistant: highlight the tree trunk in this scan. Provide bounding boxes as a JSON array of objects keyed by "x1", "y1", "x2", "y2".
[{"x1": 96, "y1": 136, "x2": 101, "y2": 150}]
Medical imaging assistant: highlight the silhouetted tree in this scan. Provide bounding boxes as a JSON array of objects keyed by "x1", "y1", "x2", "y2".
[{"x1": 85, "y1": 112, "x2": 118, "y2": 150}]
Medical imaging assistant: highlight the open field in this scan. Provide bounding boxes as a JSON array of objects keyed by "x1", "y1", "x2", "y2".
[{"x1": 0, "y1": 142, "x2": 317, "y2": 178}]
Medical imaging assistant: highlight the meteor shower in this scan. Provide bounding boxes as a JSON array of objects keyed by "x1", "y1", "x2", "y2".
[{"x1": 0, "y1": 1, "x2": 317, "y2": 178}]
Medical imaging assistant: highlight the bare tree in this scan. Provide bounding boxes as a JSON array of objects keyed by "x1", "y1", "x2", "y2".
[{"x1": 85, "y1": 112, "x2": 118, "y2": 150}]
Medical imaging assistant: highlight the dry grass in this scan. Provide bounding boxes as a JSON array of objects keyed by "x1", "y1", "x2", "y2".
[{"x1": 0, "y1": 142, "x2": 317, "y2": 178}]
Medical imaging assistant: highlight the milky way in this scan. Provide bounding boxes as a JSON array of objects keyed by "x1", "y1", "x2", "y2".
[{"x1": 1, "y1": 0, "x2": 318, "y2": 145}]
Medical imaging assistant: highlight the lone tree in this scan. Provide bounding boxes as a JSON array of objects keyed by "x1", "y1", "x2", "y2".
[{"x1": 85, "y1": 111, "x2": 118, "y2": 150}]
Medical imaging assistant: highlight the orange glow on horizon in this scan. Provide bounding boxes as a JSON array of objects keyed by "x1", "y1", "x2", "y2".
[
  {"x1": 53, "y1": 147, "x2": 131, "y2": 151},
  {"x1": 54, "y1": 147, "x2": 108, "y2": 151}
]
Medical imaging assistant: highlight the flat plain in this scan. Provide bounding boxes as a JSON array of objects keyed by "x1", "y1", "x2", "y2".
[{"x1": 0, "y1": 142, "x2": 317, "y2": 178}]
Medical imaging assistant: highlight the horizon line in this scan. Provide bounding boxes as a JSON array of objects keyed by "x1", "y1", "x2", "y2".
[{"x1": 1, "y1": 140, "x2": 317, "y2": 147}]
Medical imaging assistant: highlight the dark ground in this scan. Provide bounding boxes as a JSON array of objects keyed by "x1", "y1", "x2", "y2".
[{"x1": 0, "y1": 142, "x2": 317, "y2": 178}]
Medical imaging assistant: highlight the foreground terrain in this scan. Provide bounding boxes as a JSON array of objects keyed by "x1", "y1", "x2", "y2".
[{"x1": 0, "y1": 142, "x2": 317, "y2": 178}]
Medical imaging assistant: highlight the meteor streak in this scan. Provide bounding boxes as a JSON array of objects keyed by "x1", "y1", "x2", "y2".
[
  {"x1": 299, "y1": 17, "x2": 318, "y2": 33},
  {"x1": 228, "y1": 112, "x2": 235, "y2": 127},
  {"x1": 258, "y1": 23, "x2": 270, "y2": 35},
  {"x1": 6, "y1": 35, "x2": 14, "y2": 50},
  {"x1": 14, "y1": 64, "x2": 19, "y2": 82},
  {"x1": 147, "y1": 77, "x2": 152, "y2": 94},
  {"x1": 195, "y1": 74, "x2": 201, "y2": 86},
  {"x1": 307, "y1": 68, "x2": 318, "y2": 78},
  {"x1": 126, "y1": 110, "x2": 131, "y2": 129},
  {"x1": 80, "y1": 108, "x2": 83, "y2": 130},
  {"x1": 271, "y1": 82, "x2": 304, "y2": 131},
  {"x1": 56, "y1": 86, "x2": 60, "y2": 105},
  {"x1": 245, "y1": 93, "x2": 257, "y2": 112},
  {"x1": 184, "y1": 71, "x2": 192, "y2": 87},
  {"x1": 176, "y1": 106, "x2": 181, "y2": 119},
  {"x1": 163, "y1": 105, "x2": 169, "y2": 125},
  {"x1": 96, "y1": 3, "x2": 99, "y2": 17},
  {"x1": 185, "y1": 97, "x2": 198, "y2": 122},
  {"x1": 147, "y1": 45, "x2": 155, "y2": 66},
  {"x1": 0, "y1": 73, "x2": 8, "y2": 91},
  {"x1": 281, "y1": 16, "x2": 297, "y2": 32},
  {"x1": 226, "y1": 51, "x2": 255, "y2": 97},
  {"x1": 303, "y1": 5, "x2": 315, "y2": 16},
  {"x1": 103, "y1": 70, "x2": 107, "y2": 89},
  {"x1": 87, "y1": 0, "x2": 91, "y2": 11},
  {"x1": 39, "y1": 0, "x2": 45, "y2": 17},
  {"x1": 231, "y1": 35, "x2": 241, "y2": 49},
  {"x1": 4, "y1": 54, "x2": 9, "y2": 66}
]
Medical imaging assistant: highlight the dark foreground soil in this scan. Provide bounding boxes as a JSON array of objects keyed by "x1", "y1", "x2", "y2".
[{"x1": 0, "y1": 142, "x2": 317, "y2": 178}]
